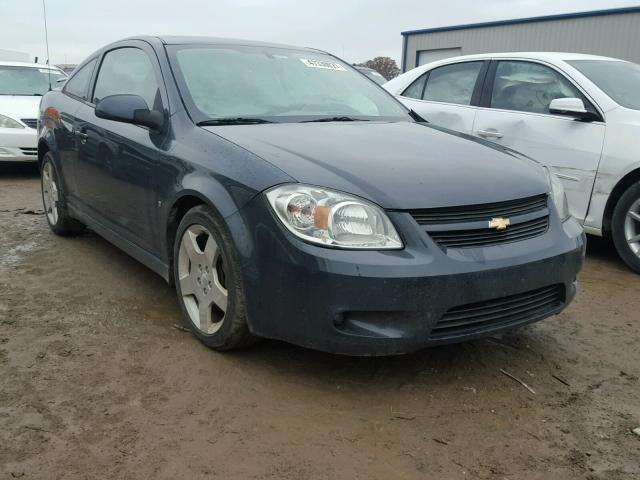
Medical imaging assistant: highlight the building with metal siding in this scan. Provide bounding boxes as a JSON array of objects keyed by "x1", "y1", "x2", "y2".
[
  {"x1": 0, "y1": 49, "x2": 29, "y2": 62},
  {"x1": 401, "y1": 6, "x2": 640, "y2": 72}
]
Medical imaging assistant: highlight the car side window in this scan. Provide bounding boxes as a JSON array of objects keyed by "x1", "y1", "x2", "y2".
[
  {"x1": 92, "y1": 47, "x2": 161, "y2": 110},
  {"x1": 402, "y1": 73, "x2": 427, "y2": 99},
  {"x1": 63, "y1": 58, "x2": 97, "y2": 100},
  {"x1": 491, "y1": 61, "x2": 584, "y2": 114},
  {"x1": 422, "y1": 62, "x2": 483, "y2": 105}
]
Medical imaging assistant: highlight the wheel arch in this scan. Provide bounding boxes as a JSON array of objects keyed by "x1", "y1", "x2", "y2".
[
  {"x1": 164, "y1": 185, "x2": 247, "y2": 287},
  {"x1": 37, "y1": 125, "x2": 62, "y2": 170},
  {"x1": 37, "y1": 138, "x2": 51, "y2": 170},
  {"x1": 603, "y1": 167, "x2": 640, "y2": 236}
]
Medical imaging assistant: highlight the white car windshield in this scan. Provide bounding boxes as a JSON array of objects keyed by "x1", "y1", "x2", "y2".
[
  {"x1": 568, "y1": 60, "x2": 640, "y2": 111},
  {"x1": 360, "y1": 69, "x2": 387, "y2": 85},
  {"x1": 168, "y1": 45, "x2": 409, "y2": 123},
  {"x1": 0, "y1": 66, "x2": 66, "y2": 96}
]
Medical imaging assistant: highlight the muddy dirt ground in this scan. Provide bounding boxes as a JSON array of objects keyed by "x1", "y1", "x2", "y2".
[{"x1": 0, "y1": 164, "x2": 638, "y2": 480}]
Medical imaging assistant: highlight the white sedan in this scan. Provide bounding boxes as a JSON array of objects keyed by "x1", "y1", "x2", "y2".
[
  {"x1": 0, "y1": 61, "x2": 67, "y2": 162},
  {"x1": 385, "y1": 52, "x2": 640, "y2": 273}
]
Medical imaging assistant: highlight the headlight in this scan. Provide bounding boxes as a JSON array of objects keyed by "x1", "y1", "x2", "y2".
[
  {"x1": 0, "y1": 114, "x2": 24, "y2": 129},
  {"x1": 266, "y1": 184, "x2": 403, "y2": 249},
  {"x1": 545, "y1": 167, "x2": 570, "y2": 221}
]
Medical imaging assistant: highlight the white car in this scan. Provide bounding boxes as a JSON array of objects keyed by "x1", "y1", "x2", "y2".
[
  {"x1": 0, "y1": 61, "x2": 67, "y2": 162},
  {"x1": 385, "y1": 52, "x2": 640, "y2": 273}
]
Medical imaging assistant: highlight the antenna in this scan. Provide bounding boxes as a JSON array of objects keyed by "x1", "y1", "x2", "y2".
[{"x1": 42, "y1": 0, "x2": 52, "y2": 91}]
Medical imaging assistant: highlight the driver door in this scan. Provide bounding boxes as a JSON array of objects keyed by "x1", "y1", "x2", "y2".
[{"x1": 73, "y1": 43, "x2": 168, "y2": 253}]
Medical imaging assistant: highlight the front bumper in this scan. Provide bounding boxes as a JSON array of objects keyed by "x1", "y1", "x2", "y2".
[
  {"x1": 232, "y1": 195, "x2": 585, "y2": 356},
  {"x1": 0, "y1": 128, "x2": 38, "y2": 162}
]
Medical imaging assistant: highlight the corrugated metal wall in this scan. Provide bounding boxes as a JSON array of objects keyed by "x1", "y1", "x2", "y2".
[
  {"x1": 0, "y1": 49, "x2": 30, "y2": 62},
  {"x1": 404, "y1": 11, "x2": 640, "y2": 70}
]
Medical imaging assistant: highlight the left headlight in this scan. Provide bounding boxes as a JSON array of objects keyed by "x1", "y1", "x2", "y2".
[
  {"x1": 545, "y1": 167, "x2": 570, "y2": 221},
  {"x1": 266, "y1": 184, "x2": 403, "y2": 249},
  {"x1": 0, "y1": 114, "x2": 24, "y2": 129}
]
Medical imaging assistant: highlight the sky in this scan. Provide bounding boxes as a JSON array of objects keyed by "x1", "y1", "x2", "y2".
[{"x1": 1, "y1": 0, "x2": 638, "y2": 66}]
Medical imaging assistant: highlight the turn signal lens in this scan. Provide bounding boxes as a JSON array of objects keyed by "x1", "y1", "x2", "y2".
[{"x1": 266, "y1": 184, "x2": 403, "y2": 249}]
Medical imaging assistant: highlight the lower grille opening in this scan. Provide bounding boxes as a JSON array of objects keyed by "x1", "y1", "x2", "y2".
[
  {"x1": 430, "y1": 284, "x2": 564, "y2": 340},
  {"x1": 21, "y1": 118, "x2": 38, "y2": 129},
  {"x1": 19, "y1": 148, "x2": 38, "y2": 156}
]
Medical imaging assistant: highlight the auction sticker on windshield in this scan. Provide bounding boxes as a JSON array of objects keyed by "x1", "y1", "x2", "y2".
[{"x1": 300, "y1": 58, "x2": 347, "y2": 71}]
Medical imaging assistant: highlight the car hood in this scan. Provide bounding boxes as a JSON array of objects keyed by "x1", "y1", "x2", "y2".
[
  {"x1": 0, "y1": 95, "x2": 41, "y2": 123},
  {"x1": 203, "y1": 121, "x2": 549, "y2": 210}
]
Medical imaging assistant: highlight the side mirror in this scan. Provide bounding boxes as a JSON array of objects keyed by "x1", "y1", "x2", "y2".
[
  {"x1": 549, "y1": 98, "x2": 600, "y2": 122},
  {"x1": 95, "y1": 94, "x2": 165, "y2": 131}
]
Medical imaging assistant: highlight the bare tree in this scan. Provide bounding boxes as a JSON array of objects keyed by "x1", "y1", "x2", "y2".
[{"x1": 356, "y1": 57, "x2": 401, "y2": 80}]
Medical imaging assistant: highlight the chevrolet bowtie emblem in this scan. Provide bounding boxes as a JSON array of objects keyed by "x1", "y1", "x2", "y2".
[{"x1": 488, "y1": 217, "x2": 511, "y2": 230}]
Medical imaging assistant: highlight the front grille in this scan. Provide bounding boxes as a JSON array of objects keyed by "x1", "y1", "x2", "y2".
[
  {"x1": 430, "y1": 285, "x2": 564, "y2": 340},
  {"x1": 21, "y1": 118, "x2": 38, "y2": 129},
  {"x1": 429, "y1": 216, "x2": 549, "y2": 249},
  {"x1": 19, "y1": 147, "x2": 37, "y2": 156},
  {"x1": 409, "y1": 194, "x2": 548, "y2": 225}
]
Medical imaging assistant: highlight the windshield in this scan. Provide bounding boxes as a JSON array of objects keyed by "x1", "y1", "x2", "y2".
[
  {"x1": 0, "y1": 66, "x2": 67, "y2": 96},
  {"x1": 568, "y1": 60, "x2": 640, "y2": 110},
  {"x1": 360, "y1": 69, "x2": 387, "y2": 85},
  {"x1": 168, "y1": 45, "x2": 410, "y2": 123}
]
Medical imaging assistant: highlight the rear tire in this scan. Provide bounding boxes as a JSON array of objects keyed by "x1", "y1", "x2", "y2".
[
  {"x1": 611, "y1": 181, "x2": 640, "y2": 274},
  {"x1": 41, "y1": 153, "x2": 84, "y2": 236},
  {"x1": 173, "y1": 204, "x2": 256, "y2": 350}
]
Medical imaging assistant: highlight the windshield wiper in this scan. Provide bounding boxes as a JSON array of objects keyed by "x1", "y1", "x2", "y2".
[
  {"x1": 196, "y1": 117, "x2": 274, "y2": 126},
  {"x1": 301, "y1": 116, "x2": 370, "y2": 123}
]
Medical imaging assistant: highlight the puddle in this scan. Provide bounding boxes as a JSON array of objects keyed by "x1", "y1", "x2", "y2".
[{"x1": 0, "y1": 241, "x2": 40, "y2": 267}]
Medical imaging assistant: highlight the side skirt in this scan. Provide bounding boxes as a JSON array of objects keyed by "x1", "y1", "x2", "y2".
[{"x1": 68, "y1": 203, "x2": 170, "y2": 282}]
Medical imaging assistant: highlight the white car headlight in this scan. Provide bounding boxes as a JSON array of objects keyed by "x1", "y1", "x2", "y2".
[
  {"x1": 0, "y1": 114, "x2": 24, "y2": 129},
  {"x1": 545, "y1": 167, "x2": 570, "y2": 221},
  {"x1": 266, "y1": 184, "x2": 403, "y2": 249}
]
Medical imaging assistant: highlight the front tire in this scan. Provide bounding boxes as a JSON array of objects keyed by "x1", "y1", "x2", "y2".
[
  {"x1": 611, "y1": 181, "x2": 640, "y2": 274},
  {"x1": 173, "y1": 205, "x2": 256, "y2": 350},
  {"x1": 41, "y1": 153, "x2": 84, "y2": 236}
]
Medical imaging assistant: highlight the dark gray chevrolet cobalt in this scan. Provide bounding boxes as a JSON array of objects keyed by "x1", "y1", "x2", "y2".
[{"x1": 38, "y1": 36, "x2": 585, "y2": 355}]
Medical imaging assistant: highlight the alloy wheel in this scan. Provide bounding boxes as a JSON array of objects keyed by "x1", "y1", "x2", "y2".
[
  {"x1": 177, "y1": 224, "x2": 228, "y2": 334},
  {"x1": 42, "y1": 162, "x2": 59, "y2": 226},
  {"x1": 624, "y1": 198, "x2": 640, "y2": 257}
]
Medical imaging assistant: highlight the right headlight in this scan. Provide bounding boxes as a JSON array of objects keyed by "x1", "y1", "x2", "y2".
[
  {"x1": 545, "y1": 167, "x2": 570, "y2": 221},
  {"x1": 266, "y1": 184, "x2": 403, "y2": 249},
  {"x1": 0, "y1": 114, "x2": 24, "y2": 129}
]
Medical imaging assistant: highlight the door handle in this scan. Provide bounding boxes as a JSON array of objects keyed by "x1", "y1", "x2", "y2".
[
  {"x1": 75, "y1": 130, "x2": 89, "y2": 143},
  {"x1": 476, "y1": 129, "x2": 503, "y2": 139}
]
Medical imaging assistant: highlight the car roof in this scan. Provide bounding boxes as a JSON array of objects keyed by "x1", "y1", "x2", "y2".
[
  {"x1": 425, "y1": 52, "x2": 624, "y2": 63},
  {"x1": 146, "y1": 35, "x2": 322, "y2": 53},
  {"x1": 0, "y1": 60, "x2": 64, "y2": 70}
]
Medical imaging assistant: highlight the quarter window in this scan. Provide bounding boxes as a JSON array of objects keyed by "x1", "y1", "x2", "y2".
[
  {"x1": 93, "y1": 48, "x2": 160, "y2": 109},
  {"x1": 491, "y1": 61, "x2": 584, "y2": 114},
  {"x1": 568, "y1": 60, "x2": 640, "y2": 111},
  {"x1": 423, "y1": 62, "x2": 483, "y2": 105},
  {"x1": 64, "y1": 58, "x2": 97, "y2": 100},
  {"x1": 402, "y1": 74, "x2": 427, "y2": 99}
]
